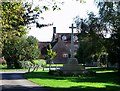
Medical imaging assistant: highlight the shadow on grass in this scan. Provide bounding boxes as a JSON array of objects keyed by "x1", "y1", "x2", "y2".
[
  {"x1": 2, "y1": 73, "x2": 25, "y2": 80},
  {"x1": 24, "y1": 71, "x2": 120, "y2": 85},
  {"x1": 24, "y1": 68, "x2": 120, "y2": 91},
  {"x1": 86, "y1": 68, "x2": 117, "y2": 72},
  {"x1": 24, "y1": 72, "x2": 65, "y2": 80},
  {"x1": 69, "y1": 72, "x2": 120, "y2": 85},
  {"x1": 48, "y1": 85, "x2": 120, "y2": 91},
  {"x1": 1, "y1": 85, "x2": 120, "y2": 91}
]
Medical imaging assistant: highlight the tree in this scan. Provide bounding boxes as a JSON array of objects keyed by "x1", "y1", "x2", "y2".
[
  {"x1": 1, "y1": 1, "x2": 61, "y2": 46},
  {"x1": 74, "y1": 12, "x2": 107, "y2": 66},
  {"x1": 96, "y1": 1, "x2": 120, "y2": 73},
  {"x1": 0, "y1": 32, "x2": 2, "y2": 57},
  {"x1": 1, "y1": 2, "x2": 38, "y2": 68},
  {"x1": 26, "y1": 36, "x2": 41, "y2": 61},
  {"x1": 1, "y1": 2, "x2": 26, "y2": 44},
  {"x1": 46, "y1": 44, "x2": 56, "y2": 71},
  {"x1": 1, "y1": 1, "x2": 61, "y2": 68},
  {"x1": 1, "y1": 1, "x2": 53, "y2": 45},
  {"x1": 2, "y1": 35, "x2": 40, "y2": 68}
]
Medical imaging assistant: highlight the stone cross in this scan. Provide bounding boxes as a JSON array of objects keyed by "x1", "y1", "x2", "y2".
[{"x1": 69, "y1": 24, "x2": 76, "y2": 58}]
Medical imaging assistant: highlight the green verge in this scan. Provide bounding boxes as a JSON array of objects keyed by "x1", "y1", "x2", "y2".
[
  {"x1": 0, "y1": 64, "x2": 7, "y2": 69},
  {"x1": 46, "y1": 64, "x2": 63, "y2": 67},
  {"x1": 0, "y1": 64, "x2": 27, "y2": 72},
  {"x1": 0, "y1": 68, "x2": 28, "y2": 72},
  {"x1": 24, "y1": 68, "x2": 120, "y2": 91}
]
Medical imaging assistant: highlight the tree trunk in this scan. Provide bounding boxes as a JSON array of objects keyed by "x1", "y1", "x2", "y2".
[
  {"x1": 49, "y1": 63, "x2": 51, "y2": 71},
  {"x1": 43, "y1": 66, "x2": 45, "y2": 71},
  {"x1": 117, "y1": 51, "x2": 120, "y2": 75},
  {"x1": 118, "y1": 60, "x2": 120, "y2": 75},
  {"x1": 7, "y1": 61, "x2": 14, "y2": 68},
  {"x1": 14, "y1": 60, "x2": 21, "y2": 69},
  {"x1": 56, "y1": 64, "x2": 58, "y2": 70},
  {"x1": 48, "y1": 60, "x2": 51, "y2": 71}
]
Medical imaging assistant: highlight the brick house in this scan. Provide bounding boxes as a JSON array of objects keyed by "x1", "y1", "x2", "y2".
[{"x1": 39, "y1": 27, "x2": 79, "y2": 64}]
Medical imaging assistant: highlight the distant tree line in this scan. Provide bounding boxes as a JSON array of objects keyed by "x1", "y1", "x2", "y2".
[{"x1": 74, "y1": 1, "x2": 120, "y2": 73}]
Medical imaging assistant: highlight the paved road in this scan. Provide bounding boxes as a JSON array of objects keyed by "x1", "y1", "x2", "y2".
[{"x1": 0, "y1": 71, "x2": 50, "y2": 91}]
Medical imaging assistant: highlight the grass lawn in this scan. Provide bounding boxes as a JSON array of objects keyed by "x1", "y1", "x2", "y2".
[
  {"x1": 0, "y1": 64, "x2": 28, "y2": 72},
  {"x1": 0, "y1": 64, "x2": 7, "y2": 69},
  {"x1": 1, "y1": 69, "x2": 28, "y2": 72},
  {"x1": 0, "y1": 64, "x2": 62, "y2": 72},
  {"x1": 46, "y1": 64, "x2": 63, "y2": 68},
  {"x1": 24, "y1": 68, "x2": 120, "y2": 91}
]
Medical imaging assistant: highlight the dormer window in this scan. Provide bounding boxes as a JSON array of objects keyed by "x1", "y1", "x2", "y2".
[
  {"x1": 73, "y1": 35, "x2": 78, "y2": 41},
  {"x1": 62, "y1": 35, "x2": 67, "y2": 41},
  {"x1": 63, "y1": 53, "x2": 68, "y2": 58}
]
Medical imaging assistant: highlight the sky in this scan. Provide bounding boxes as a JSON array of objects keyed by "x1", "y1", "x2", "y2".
[{"x1": 28, "y1": 0, "x2": 99, "y2": 42}]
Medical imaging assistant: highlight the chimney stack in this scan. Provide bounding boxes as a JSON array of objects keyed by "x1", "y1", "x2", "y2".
[
  {"x1": 53, "y1": 27, "x2": 56, "y2": 34},
  {"x1": 52, "y1": 27, "x2": 57, "y2": 42}
]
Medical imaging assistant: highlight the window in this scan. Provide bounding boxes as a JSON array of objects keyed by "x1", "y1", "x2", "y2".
[{"x1": 63, "y1": 53, "x2": 68, "y2": 58}]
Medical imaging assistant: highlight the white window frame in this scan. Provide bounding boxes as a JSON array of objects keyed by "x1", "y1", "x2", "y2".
[{"x1": 63, "y1": 53, "x2": 68, "y2": 58}]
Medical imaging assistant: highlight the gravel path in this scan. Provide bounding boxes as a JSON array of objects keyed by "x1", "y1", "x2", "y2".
[{"x1": 0, "y1": 71, "x2": 50, "y2": 91}]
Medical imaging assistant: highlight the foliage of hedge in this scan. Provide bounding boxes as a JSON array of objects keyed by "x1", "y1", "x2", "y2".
[{"x1": 20, "y1": 59, "x2": 46, "y2": 72}]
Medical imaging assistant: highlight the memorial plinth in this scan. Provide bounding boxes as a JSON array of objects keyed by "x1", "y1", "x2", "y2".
[
  {"x1": 60, "y1": 58, "x2": 85, "y2": 75},
  {"x1": 59, "y1": 24, "x2": 86, "y2": 75}
]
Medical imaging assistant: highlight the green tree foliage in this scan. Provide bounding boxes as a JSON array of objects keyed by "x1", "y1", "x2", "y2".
[
  {"x1": 74, "y1": 12, "x2": 107, "y2": 66},
  {"x1": 0, "y1": 1, "x2": 61, "y2": 68},
  {"x1": 1, "y1": 2, "x2": 26, "y2": 44},
  {"x1": 25, "y1": 36, "x2": 41, "y2": 60},
  {"x1": 3, "y1": 35, "x2": 40, "y2": 68},
  {"x1": 96, "y1": 1, "x2": 120, "y2": 72},
  {"x1": 0, "y1": 2, "x2": 40, "y2": 68},
  {"x1": 1, "y1": 1, "x2": 60, "y2": 46},
  {"x1": 1, "y1": 2, "x2": 48, "y2": 45},
  {"x1": 46, "y1": 44, "x2": 56, "y2": 70},
  {"x1": 75, "y1": 1, "x2": 120, "y2": 71},
  {"x1": 0, "y1": 32, "x2": 2, "y2": 57},
  {"x1": 46, "y1": 44, "x2": 56, "y2": 61}
]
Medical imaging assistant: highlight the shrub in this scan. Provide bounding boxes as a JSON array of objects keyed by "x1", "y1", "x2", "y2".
[
  {"x1": 32, "y1": 59, "x2": 46, "y2": 67},
  {"x1": 20, "y1": 61, "x2": 33, "y2": 68},
  {"x1": 3, "y1": 36, "x2": 41, "y2": 69},
  {"x1": 20, "y1": 59, "x2": 46, "y2": 72}
]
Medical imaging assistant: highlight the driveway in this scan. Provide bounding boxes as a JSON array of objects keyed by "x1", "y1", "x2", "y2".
[{"x1": 0, "y1": 71, "x2": 50, "y2": 91}]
